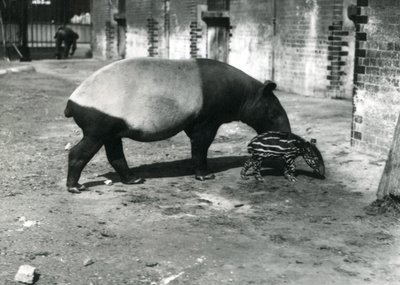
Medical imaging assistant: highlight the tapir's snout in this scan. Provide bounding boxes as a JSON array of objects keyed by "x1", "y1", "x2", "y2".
[{"x1": 314, "y1": 164, "x2": 326, "y2": 179}]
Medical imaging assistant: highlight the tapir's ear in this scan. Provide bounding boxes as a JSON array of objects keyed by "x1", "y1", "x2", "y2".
[
  {"x1": 310, "y1": 138, "x2": 317, "y2": 145},
  {"x1": 263, "y1": 80, "x2": 277, "y2": 91}
]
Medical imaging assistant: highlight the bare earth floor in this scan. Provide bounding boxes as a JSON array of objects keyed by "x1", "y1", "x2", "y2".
[{"x1": 0, "y1": 59, "x2": 398, "y2": 285}]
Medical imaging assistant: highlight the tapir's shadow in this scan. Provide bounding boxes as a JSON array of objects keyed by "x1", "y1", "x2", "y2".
[
  {"x1": 101, "y1": 156, "x2": 249, "y2": 182},
  {"x1": 86, "y1": 156, "x2": 319, "y2": 187}
]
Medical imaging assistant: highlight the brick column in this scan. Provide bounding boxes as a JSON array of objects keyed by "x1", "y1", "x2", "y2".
[
  {"x1": 327, "y1": 0, "x2": 348, "y2": 98},
  {"x1": 147, "y1": 17, "x2": 159, "y2": 57},
  {"x1": 350, "y1": 0, "x2": 368, "y2": 147}
]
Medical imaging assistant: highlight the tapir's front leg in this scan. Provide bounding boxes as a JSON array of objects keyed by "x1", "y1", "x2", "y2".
[
  {"x1": 104, "y1": 137, "x2": 145, "y2": 184},
  {"x1": 185, "y1": 122, "x2": 220, "y2": 181},
  {"x1": 252, "y1": 158, "x2": 264, "y2": 182},
  {"x1": 67, "y1": 136, "x2": 103, "y2": 193},
  {"x1": 283, "y1": 156, "x2": 297, "y2": 182}
]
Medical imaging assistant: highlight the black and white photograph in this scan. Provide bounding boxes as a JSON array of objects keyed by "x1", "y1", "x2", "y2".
[{"x1": 1, "y1": 0, "x2": 399, "y2": 284}]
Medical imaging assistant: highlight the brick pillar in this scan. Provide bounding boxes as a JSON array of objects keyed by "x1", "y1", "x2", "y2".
[
  {"x1": 189, "y1": 21, "x2": 202, "y2": 58},
  {"x1": 190, "y1": 1, "x2": 204, "y2": 58},
  {"x1": 350, "y1": 0, "x2": 368, "y2": 146},
  {"x1": 327, "y1": 0, "x2": 348, "y2": 98},
  {"x1": 105, "y1": 21, "x2": 116, "y2": 59},
  {"x1": 147, "y1": 17, "x2": 159, "y2": 57}
]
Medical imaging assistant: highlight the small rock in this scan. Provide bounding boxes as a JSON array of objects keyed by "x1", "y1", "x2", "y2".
[
  {"x1": 334, "y1": 266, "x2": 359, "y2": 276},
  {"x1": 18, "y1": 216, "x2": 26, "y2": 222},
  {"x1": 104, "y1": 179, "x2": 113, "y2": 186},
  {"x1": 196, "y1": 256, "x2": 205, "y2": 263},
  {"x1": 64, "y1": 143, "x2": 72, "y2": 151},
  {"x1": 234, "y1": 204, "x2": 244, "y2": 208},
  {"x1": 145, "y1": 262, "x2": 159, "y2": 267},
  {"x1": 83, "y1": 257, "x2": 95, "y2": 267},
  {"x1": 270, "y1": 234, "x2": 287, "y2": 243},
  {"x1": 18, "y1": 217, "x2": 39, "y2": 228},
  {"x1": 23, "y1": 220, "x2": 39, "y2": 228},
  {"x1": 14, "y1": 264, "x2": 37, "y2": 284},
  {"x1": 100, "y1": 230, "x2": 116, "y2": 238}
]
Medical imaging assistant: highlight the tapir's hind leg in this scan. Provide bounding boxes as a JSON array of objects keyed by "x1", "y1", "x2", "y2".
[
  {"x1": 67, "y1": 135, "x2": 103, "y2": 193},
  {"x1": 104, "y1": 138, "x2": 145, "y2": 184}
]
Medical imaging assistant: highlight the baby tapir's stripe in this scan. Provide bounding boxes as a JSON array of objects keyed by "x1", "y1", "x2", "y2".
[
  {"x1": 242, "y1": 131, "x2": 325, "y2": 182},
  {"x1": 247, "y1": 131, "x2": 303, "y2": 160}
]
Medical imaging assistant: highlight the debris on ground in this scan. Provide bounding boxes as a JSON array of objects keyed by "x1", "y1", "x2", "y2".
[
  {"x1": 83, "y1": 257, "x2": 95, "y2": 267},
  {"x1": 64, "y1": 143, "x2": 72, "y2": 151},
  {"x1": 18, "y1": 217, "x2": 40, "y2": 228},
  {"x1": 104, "y1": 179, "x2": 113, "y2": 186},
  {"x1": 160, "y1": 272, "x2": 184, "y2": 285},
  {"x1": 365, "y1": 194, "x2": 400, "y2": 216},
  {"x1": 14, "y1": 265, "x2": 37, "y2": 284}
]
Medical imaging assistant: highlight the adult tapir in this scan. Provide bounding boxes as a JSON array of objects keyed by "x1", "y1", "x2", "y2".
[{"x1": 64, "y1": 58, "x2": 291, "y2": 193}]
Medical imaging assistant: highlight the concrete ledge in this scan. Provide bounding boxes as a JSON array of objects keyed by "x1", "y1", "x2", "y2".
[{"x1": 202, "y1": 11, "x2": 230, "y2": 19}]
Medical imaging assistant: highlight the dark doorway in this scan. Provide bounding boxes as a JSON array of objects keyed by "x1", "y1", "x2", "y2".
[{"x1": 205, "y1": 17, "x2": 229, "y2": 62}]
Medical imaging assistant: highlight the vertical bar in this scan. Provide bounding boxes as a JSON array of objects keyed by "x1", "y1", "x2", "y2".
[
  {"x1": 164, "y1": 0, "x2": 170, "y2": 58},
  {"x1": 271, "y1": 0, "x2": 277, "y2": 81},
  {"x1": 20, "y1": 0, "x2": 31, "y2": 60},
  {"x1": 30, "y1": 3, "x2": 34, "y2": 48},
  {"x1": 39, "y1": 4, "x2": 43, "y2": 48},
  {"x1": 36, "y1": 5, "x2": 38, "y2": 47}
]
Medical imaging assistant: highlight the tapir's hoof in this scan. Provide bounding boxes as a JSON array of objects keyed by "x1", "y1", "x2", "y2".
[
  {"x1": 195, "y1": 173, "x2": 216, "y2": 181},
  {"x1": 255, "y1": 177, "x2": 265, "y2": 182},
  {"x1": 122, "y1": 177, "x2": 145, "y2": 184},
  {"x1": 67, "y1": 184, "x2": 87, "y2": 194},
  {"x1": 285, "y1": 175, "x2": 297, "y2": 183}
]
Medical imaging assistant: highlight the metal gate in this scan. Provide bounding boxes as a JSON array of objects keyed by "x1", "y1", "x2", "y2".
[{"x1": 0, "y1": 0, "x2": 91, "y2": 60}]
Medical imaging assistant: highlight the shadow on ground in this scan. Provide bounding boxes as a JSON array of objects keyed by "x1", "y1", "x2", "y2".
[{"x1": 82, "y1": 156, "x2": 323, "y2": 188}]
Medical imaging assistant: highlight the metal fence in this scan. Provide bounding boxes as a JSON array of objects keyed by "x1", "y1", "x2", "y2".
[{"x1": 0, "y1": 0, "x2": 91, "y2": 59}]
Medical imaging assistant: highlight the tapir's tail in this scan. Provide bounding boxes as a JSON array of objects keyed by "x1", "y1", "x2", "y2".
[{"x1": 64, "y1": 100, "x2": 74, "y2": 118}]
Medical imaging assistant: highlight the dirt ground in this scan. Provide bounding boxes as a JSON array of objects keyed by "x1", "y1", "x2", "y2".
[{"x1": 0, "y1": 59, "x2": 399, "y2": 285}]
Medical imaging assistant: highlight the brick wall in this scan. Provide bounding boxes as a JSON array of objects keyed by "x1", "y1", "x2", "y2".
[
  {"x1": 274, "y1": 0, "x2": 352, "y2": 98},
  {"x1": 229, "y1": 0, "x2": 274, "y2": 81},
  {"x1": 125, "y1": 0, "x2": 152, "y2": 58},
  {"x1": 124, "y1": 0, "x2": 202, "y2": 59},
  {"x1": 351, "y1": 0, "x2": 400, "y2": 155},
  {"x1": 168, "y1": 0, "x2": 199, "y2": 59},
  {"x1": 91, "y1": 0, "x2": 356, "y2": 99}
]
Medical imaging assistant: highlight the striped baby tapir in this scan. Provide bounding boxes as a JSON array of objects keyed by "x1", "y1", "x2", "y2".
[{"x1": 241, "y1": 131, "x2": 325, "y2": 182}]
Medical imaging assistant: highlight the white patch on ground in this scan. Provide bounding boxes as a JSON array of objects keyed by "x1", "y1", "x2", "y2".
[
  {"x1": 196, "y1": 192, "x2": 252, "y2": 213},
  {"x1": 160, "y1": 272, "x2": 185, "y2": 285}
]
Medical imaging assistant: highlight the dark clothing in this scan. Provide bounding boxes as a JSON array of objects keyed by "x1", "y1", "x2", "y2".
[{"x1": 54, "y1": 27, "x2": 79, "y2": 59}]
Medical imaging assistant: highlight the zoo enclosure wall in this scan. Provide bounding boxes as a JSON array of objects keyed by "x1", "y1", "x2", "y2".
[{"x1": 91, "y1": 0, "x2": 400, "y2": 160}]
